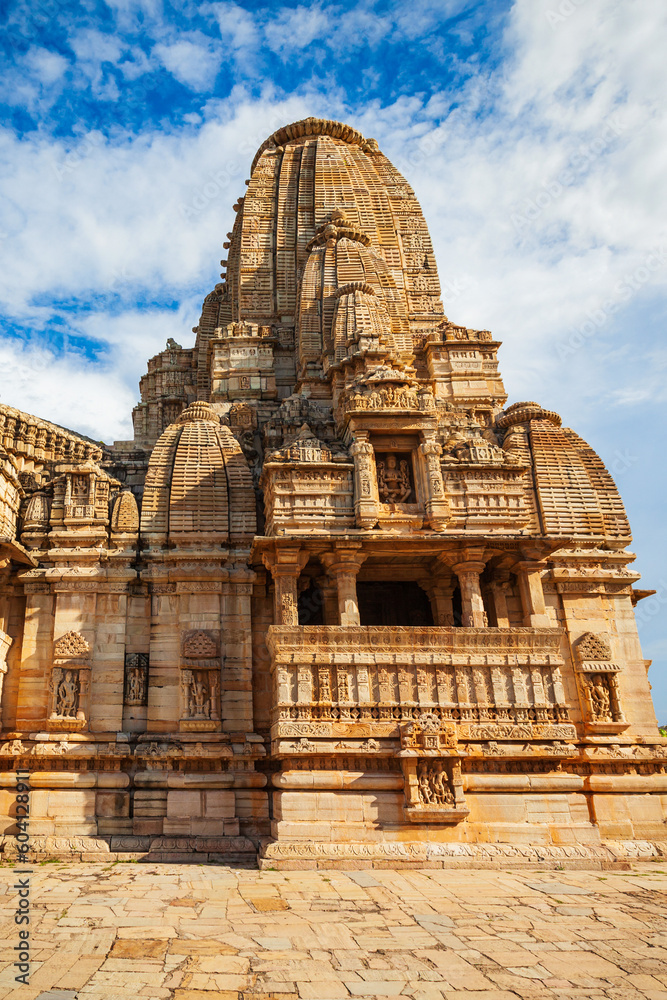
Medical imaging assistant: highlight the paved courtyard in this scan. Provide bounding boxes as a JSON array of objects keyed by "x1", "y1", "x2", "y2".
[{"x1": 2, "y1": 861, "x2": 667, "y2": 1000}]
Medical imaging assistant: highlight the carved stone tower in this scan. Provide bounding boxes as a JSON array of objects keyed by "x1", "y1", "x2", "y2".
[{"x1": 0, "y1": 118, "x2": 663, "y2": 867}]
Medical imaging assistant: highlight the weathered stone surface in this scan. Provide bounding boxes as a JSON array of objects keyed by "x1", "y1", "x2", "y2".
[
  {"x1": 0, "y1": 116, "x2": 662, "y2": 864},
  {"x1": 0, "y1": 862, "x2": 666, "y2": 998}
]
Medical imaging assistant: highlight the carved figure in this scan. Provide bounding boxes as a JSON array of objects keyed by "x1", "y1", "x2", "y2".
[
  {"x1": 417, "y1": 760, "x2": 455, "y2": 807},
  {"x1": 589, "y1": 675, "x2": 612, "y2": 720},
  {"x1": 184, "y1": 669, "x2": 216, "y2": 719},
  {"x1": 56, "y1": 670, "x2": 78, "y2": 717},
  {"x1": 418, "y1": 762, "x2": 434, "y2": 804},
  {"x1": 377, "y1": 454, "x2": 412, "y2": 503},
  {"x1": 433, "y1": 762, "x2": 455, "y2": 805},
  {"x1": 124, "y1": 653, "x2": 148, "y2": 705}
]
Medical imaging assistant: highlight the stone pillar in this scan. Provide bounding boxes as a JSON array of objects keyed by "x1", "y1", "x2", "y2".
[
  {"x1": 420, "y1": 577, "x2": 456, "y2": 626},
  {"x1": 452, "y1": 561, "x2": 487, "y2": 627},
  {"x1": 222, "y1": 568, "x2": 256, "y2": 732},
  {"x1": 418, "y1": 433, "x2": 449, "y2": 531},
  {"x1": 350, "y1": 433, "x2": 379, "y2": 529},
  {"x1": 317, "y1": 575, "x2": 339, "y2": 626},
  {"x1": 321, "y1": 545, "x2": 367, "y2": 626},
  {"x1": 90, "y1": 588, "x2": 128, "y2": 734},
  {"x1": 16, "y1": 584, "x2": 54, "y2": 729},
  {"x1": 146, "y1": 582, "x2": 180, "y2": 733},
  {"x1": 487, "y1": 570, "x2": 511, "y2": 629},
  {"x1": 262, "y1": 545, "x2": 308, "y2": 626},
  {"x1": 515, "y1": 561, "x2": 550, "y2": 628}
]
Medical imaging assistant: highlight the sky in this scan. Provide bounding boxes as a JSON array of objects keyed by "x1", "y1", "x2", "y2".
[{"x1": 1, "y1": 0, "x2": 666, "y2": 714}]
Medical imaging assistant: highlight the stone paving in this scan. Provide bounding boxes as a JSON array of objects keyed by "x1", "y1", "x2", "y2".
[{"x1": 2, "y1": 861, "x2": 667, "y2": 1000}]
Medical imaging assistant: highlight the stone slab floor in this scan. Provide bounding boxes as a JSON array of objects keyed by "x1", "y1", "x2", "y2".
[{"x1": 2, "y1": 862, "x2": 667, "y2": 1000}]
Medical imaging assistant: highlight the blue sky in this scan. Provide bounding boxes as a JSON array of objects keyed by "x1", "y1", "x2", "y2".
[{"x1": 1, "y1": 0, "x2": 666, "y2": 715}]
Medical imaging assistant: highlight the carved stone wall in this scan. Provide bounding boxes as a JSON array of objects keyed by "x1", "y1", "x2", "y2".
[{"x1": 0, "y1": 116, "x2": 663, "y2": 864}]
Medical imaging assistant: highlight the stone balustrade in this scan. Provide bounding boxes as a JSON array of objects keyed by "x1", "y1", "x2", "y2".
[{"x1": 267, "y1": 625, "x2": 570, "y2": 729}]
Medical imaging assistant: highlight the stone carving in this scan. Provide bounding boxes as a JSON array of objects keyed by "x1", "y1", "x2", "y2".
[
  {"x1": 576, "y1": 631, "x2": 614, "y2": 665},
  {"x1": 124, "y1": 653, "x2": 148, "y2": 705},
  {"x1": 417, "y1": 760, "x2": 455, "y2": 806},
  {"x1": 50, "y1": 668, "x2": 81, "y2": 719},
  {"x1": 23, "y1": 491, "x2": 50, "y2": 530},
  {"x1": 269, "y1": 626, "x2": 570, "y2": 729},
  {"x1": 182, "y1": 630, "x2": 218, "y2": 659},
  {"x1": 377, "y1": 454, "x2": 413, "y2": 503},
  {"x1": 33, "y1": 740, "x2": 72, "y2": 756},
  {"x1": 292, "y1": 737, "x2": 317, "y2": 752},
  {"x1": 183, "y1": 669, "x2": 219, "y2": 720},
  {"x1": 586, "y1": 673, "x2": 614, "y2": 722},
  {"x1": 0, "y1": 115, "x2": 662, "y2": 866},
  {"x1": 135, "y1": 741, "x2": 180, "y2": 758},
  {"x1": 54, "y1": 631, "x2": 89, "y2": 658},
  {"x1": 280, "y1": 592, "x2": 299, "y2": 626},
  {"x1": 400, "y1": 713, "x2": 457, "y2": 754}
]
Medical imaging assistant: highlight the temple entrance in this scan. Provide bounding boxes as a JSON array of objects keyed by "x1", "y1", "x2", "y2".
[{"x1": 357, "y1": 581, "x2": 434, "y2": 626}]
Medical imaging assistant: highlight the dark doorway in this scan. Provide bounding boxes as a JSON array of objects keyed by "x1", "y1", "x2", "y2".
[{"x1": 357, "y1": 581, "x2": 434, "y2": 626}]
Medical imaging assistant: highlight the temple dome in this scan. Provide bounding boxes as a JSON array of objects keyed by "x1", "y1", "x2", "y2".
[
  {"x1": 140, "y1": 406, "x2": 256, "y2": 545},
  {"x1": 331, "y1": 282, "x2": 393, "y2": 361},
  {"x1": 498, "y1": 403, "x2": 630, "y2": 539}
]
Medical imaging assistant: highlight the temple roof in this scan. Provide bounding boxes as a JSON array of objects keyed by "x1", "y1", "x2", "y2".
[{"x1": 139, "y1": 402, "x2": 255, "y2": 544}]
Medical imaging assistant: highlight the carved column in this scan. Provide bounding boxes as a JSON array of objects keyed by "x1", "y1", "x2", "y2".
[
  {"x1": 514, "y1": 561, "x2": 550, "y2": 628},
  {"x1": 487, "y1": 570, "x2": 511, "y2": 628},
  {"x1": 452, "y1": 561, "x2": 487, "y2": 628},
  {"x1": 317, "y1": 575, "x2": 339, "y2": 626},
  {"x1": 321, "y1": 545, "x2": 367, "y2": 626},
  {"x1": 350, "y1": 433, "x2": 379, "y2": 529},
  {"x1": 262, "y1": 545, "x2": 308, "y2": 625},
  {"x1": 420, "y1": 576, "x2": 456, "y2": 626},
  {"x1": 418, "y1": 432, "x2": 449, "y2": 532}
]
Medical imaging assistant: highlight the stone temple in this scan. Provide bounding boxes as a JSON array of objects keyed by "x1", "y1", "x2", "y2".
[{"x1": 0, "y1": 117, "x2": 664, "y2": 868}]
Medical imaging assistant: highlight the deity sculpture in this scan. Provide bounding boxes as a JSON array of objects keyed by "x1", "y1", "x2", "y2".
[
  {"x1": 377, "y1": 454, "x2": 412, "y2": 503},
  {"x1": 188, "y1": 672, "x2": 211, "y2": 718},
  {"x1": 417, "y1": 760, "x2": 455, "y2": 807},
  {"x1": 55, "y1": 670, "x2": 78, "y2": 717},
  {"x1": 590, "y1": 675, "x2": 612, "y2": 720}
]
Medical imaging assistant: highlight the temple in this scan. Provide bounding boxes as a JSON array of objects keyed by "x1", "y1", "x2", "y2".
[{"x1": 0, "y1": 117, "x2": 664, "y2": 868}]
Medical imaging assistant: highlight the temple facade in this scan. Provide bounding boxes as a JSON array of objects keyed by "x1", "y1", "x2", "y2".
[{"x1": 0, "y1": 117, "x2": 664, "y2": 868}]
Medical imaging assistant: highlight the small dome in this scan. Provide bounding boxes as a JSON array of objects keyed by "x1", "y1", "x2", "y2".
[
  {"x1": 331, "y1": 282, "x2": 393, "y2": 361},
  {"x1": 507, "y1": 417, "x2": 630, "y2": 540},
  {"x1": 175, "y1": 401, "x2": 220, "y2": 424},
  {"x1": 111, "y1": 490, "x2": 139, "y2": 533},
  {"x1": 140, "y1": 405, "x2": 256, "y2": 544},
  {"x1": 496, "y1": 402, "x2": 561, "y2": 428}
]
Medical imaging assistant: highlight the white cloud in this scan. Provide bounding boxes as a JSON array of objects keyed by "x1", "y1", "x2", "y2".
[
  {"x1": 264, "y1": 4, "x2": 332, "y2": 56},
  {"x1": 207, "y1": 2, "x2": 260, "y2": 52},
  {"x1": 153, "y1": 35, "x2": 223, "y2": 91},
  {"x1": 0, "y1": 339, "x2": 136, "y2": 442},
  {"x1": 24, "y1": 47, "x2": 69, "y2": 86},
  {"x1": 0, "y1": 46, "x2": 70, "y2": 114}
]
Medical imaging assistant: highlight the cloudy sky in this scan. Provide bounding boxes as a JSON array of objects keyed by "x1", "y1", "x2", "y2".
[{"x1": 1, "y1": 0, "x2": 666, "y2": 713}]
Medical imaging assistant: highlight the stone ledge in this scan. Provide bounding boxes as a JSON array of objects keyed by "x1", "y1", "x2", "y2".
[
  {"x1": 257, "y1": 838, "x2": 667, "y2": 870},
  {"x1": 0, "y1": 833, "x2": 258, "y2": 864}
]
